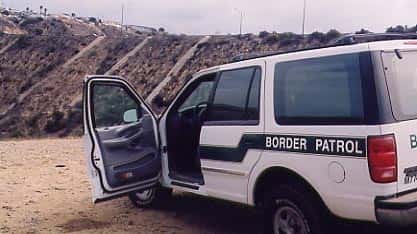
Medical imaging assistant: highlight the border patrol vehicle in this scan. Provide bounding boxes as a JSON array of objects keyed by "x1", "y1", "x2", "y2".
[{"x1": 83, "y1": 33, "x2": 417, "y2": 234}]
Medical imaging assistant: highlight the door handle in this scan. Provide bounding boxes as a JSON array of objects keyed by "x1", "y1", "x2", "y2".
[{"x1": 102, "y1": 129, "x2": 143, "y2": 148}]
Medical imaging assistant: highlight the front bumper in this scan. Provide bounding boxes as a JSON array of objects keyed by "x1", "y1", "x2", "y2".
[{"x1": 375, "y1": 190, "x2": 417, "y2": 226}]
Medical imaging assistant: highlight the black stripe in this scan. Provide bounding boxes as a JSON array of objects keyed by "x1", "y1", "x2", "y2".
[{"x1": 199, "y1": 134, "x2": 366, "y2": 162}]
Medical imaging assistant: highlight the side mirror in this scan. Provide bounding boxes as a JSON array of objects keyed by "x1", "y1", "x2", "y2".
[{"x1": 123, "y1": 109, "x2": 138, "y2": 123}]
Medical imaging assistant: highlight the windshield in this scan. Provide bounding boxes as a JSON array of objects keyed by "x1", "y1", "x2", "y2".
[{"x1": 383, "y1": 50, "x2": 417, "y2": 121}]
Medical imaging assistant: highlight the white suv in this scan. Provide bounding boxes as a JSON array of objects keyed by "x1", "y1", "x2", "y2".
[{"x1": 83, "y1": 34, "x2": 417, "y2": 234}]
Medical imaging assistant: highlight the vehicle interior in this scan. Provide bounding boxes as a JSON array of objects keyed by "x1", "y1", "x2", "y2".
[
  {"x1": 91, "y1": 83, "x2": 161, "y2": 188},
  {"x1": 165, "y1": 73, "x2": 217, "y2": 184}
]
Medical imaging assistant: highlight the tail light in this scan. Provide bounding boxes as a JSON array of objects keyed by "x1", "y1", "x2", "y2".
[{"x1": 367, "y1": 134, "x2": 397, "y2": 183}]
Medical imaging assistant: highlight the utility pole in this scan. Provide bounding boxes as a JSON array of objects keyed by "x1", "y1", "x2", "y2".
[
  {"x1": 302, "y1": 0, "x2": 307, "y2": 35},
  {"x1": 239, "y1": 11, "x2": 243, "y2": 36},
  {"x1": 121, "y1": 4, "x2": 124, "y2": 35},
  {"x1": 234, "y1": 8, "x2": 244, "y2": 36}
]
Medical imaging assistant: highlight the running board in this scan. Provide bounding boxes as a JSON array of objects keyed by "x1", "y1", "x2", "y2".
[{"x1": 171, "y1": 181, "x2": 199, "y2": 190}]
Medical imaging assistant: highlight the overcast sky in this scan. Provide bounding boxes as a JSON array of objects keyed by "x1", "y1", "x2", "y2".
[{"x1": 6, "y1": 0, "x2": 417, "y2": 35}]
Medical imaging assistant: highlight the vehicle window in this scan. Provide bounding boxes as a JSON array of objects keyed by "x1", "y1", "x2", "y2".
[
  {"x1": 274, "y1": 53, "x2": 364, "y2": 125},
  {"x1": 247, "y1": 68, "x2": 262, "y2": 120},
  {"x1": 208, "y1": 67, "x2": 261, "y2": 122},
  {"x1": 178, "y1": 81, "x2": 214, "y2": 112},
  {"x1": 93, "y1": 84, "x2": 140, "y2": 128},
  {"x1": 383, "y1": 51, "x2": 417, "y2": 121}
]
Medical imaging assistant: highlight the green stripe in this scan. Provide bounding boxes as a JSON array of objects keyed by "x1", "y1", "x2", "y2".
[{"x1": 199, "y1": 134, "x2": 264, "y2": 162}]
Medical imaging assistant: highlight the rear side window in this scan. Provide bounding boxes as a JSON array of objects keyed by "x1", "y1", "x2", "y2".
[
  {"x1": 208, "y1": 67, "x2": 261, "y2": 123},
  {"x1": 274, "y1": 53, "x2": 365, "y2": 125},
  {"x1": 383, "y1": 51, "x2": 417, "y2": 121}
]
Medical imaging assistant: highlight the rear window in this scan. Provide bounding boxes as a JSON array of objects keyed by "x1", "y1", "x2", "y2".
[
  {"x1": 274, "y1": 53, "x2": 365, "y2": 125},
  {"x1": 383, "y1": 51, "x2": 417, "y2": 121}
]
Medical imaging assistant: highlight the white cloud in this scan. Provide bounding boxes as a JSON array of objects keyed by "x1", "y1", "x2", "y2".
[{"x1": 8, "y1": 0, "x2": 417, "y2": 34}]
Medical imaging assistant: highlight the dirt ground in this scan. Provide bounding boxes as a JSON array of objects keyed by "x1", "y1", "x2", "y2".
[{"x1": 1, "y1": 138, "x2": 416, "y2": 234}]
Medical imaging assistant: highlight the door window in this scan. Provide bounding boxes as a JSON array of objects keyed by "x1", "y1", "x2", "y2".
[
  {"x1": 178, "y1": 81, "x2": 214, "y2": 112},
  {"x1": 92, "y1": 84, "x2": 141, "y2": 128},
  {"x1": 207, "y1": 67, "x2": 261, "y2": 123}
]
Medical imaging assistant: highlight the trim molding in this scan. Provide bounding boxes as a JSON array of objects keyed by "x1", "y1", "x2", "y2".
[{"x1": 201, "y1": 166, "x2": 246, "y2": 176}]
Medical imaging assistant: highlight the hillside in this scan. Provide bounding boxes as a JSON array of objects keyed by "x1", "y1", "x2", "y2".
[{"x1": 0, "y1": 9, "x2": 412, "y2": 138}]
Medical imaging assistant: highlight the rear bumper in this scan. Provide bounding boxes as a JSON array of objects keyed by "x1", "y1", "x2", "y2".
[{"x1": 375, "y1": 190, "x2": 417, "y2": 226}]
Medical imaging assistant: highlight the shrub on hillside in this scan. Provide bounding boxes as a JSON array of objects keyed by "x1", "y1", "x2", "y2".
[
  {"x1": 153, "y1": 94, "x2": 169, "y2": 108},
  {"x1": 308, "y1": 31, "x2": 326, "y2": 43},
  {"x1": 386, "y1": 25, "x2": 406, "y2": 33},
  {"x1": 406, "y1": 25, "x2": 417, "y2": 33},
  {"x1": 88, "y1": 17, "x2": 97, "y2": 23},
  {"x1": 14, "y1": 36, "x2": 31, "y2": 49},
  {"x1": 263, "y1": 33, "x2": 279, "y2": 44},
  {"x1": 325, "y1": 29, "x2": 341, "y2": 41},
  {"x1": 279, "y1": 32, "x2": 303, "y2": 46},
  {"x1": 259, "y1": 31, "x2": 270, "y2": 38},
  {"x1": 44, "y1": 111, "x2": 66, "y2": 133},
  {"x1": 356, "y1": 28, "x2": 372, "y2": 34},
  {"x1": 9, "y1": 16, "x2": 19, "y2": 24},
  {"x1": 33, "y1": 28, "x2": 43, "y2": 35},
  {"x1": 19, "y1": 17, "x2": 43, "y2": 27},
  {"x1": 26, "y1": 113, "x2": 42, "y2": 127}
]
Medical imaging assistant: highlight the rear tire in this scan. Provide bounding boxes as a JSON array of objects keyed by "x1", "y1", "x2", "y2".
[
  {"x1": 129, "y1": 186, "x2": 173, "y2": 208},
  {"x1": 263, "y1": 183, "x2": 328, "y2": 234}
]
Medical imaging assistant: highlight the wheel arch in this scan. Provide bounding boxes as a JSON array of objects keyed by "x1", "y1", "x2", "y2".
[{"x1": 251, "y1": 166, "x2": 330, "y2": 213}]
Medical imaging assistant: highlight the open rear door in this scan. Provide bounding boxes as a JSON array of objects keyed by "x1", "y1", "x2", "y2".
[{"x1": 83, "y1": 76, "x2": 161, "y2": 203}]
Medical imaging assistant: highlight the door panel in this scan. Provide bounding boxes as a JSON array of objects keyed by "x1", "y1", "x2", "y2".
[
  {"x1": 199, "y1": 62, "x2": 265, "y2": 203},
  {"x1": 84, "y1": 76, "x2": 161, "y2": 202}
]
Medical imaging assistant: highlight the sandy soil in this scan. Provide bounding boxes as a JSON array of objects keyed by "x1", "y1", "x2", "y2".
[{"x1": 0, "y1": 138, "x2": 416, "y2": 234}]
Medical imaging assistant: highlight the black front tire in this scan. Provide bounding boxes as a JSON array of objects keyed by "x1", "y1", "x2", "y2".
[
  {"x1": 263, "y1": 183, "x2": 328, "y2": 234},
  {"x1": 129, "y1": 186, "x2": 173, "y2": 208}
]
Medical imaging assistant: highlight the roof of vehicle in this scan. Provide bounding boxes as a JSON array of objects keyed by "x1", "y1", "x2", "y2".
[
  {"x1": 196, "y1": 33, "x2": 417, "y2": 75},
  {"x1": 231, "y1": 33, "x2": 417, "y2": 63}
]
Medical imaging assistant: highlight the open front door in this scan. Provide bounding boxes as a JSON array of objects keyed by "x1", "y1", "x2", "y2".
[{"x1": 83, "y1": 76, "x2": 161, "y2": 203}]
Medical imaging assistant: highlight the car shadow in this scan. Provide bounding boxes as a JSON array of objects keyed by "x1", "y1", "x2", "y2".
[{"x1": 146, "y1": 192, "x2": 417, "y2": 234}]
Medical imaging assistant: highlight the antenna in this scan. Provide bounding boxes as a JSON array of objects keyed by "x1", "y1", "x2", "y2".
[{"x1": 302, "y1": 0, "x2": 307, "y2": 35}]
